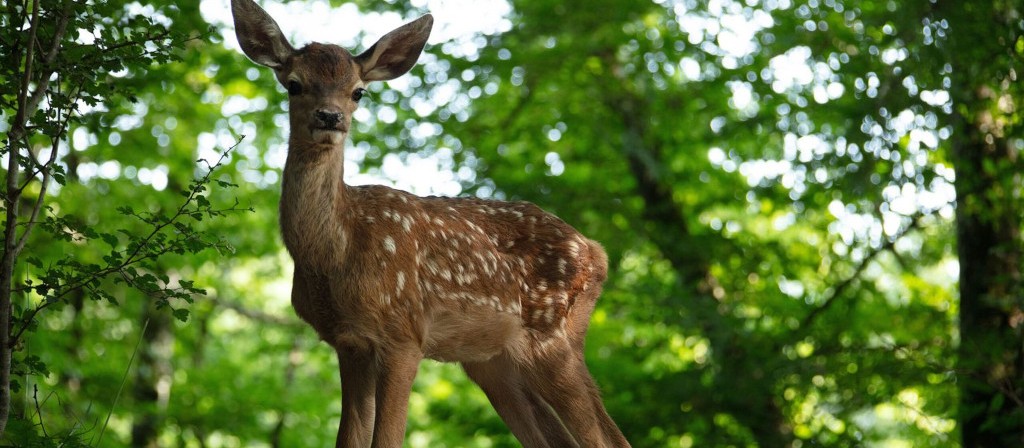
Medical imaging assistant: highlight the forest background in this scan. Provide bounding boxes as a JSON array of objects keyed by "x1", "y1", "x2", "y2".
[{"x1": 1, "y1": 0, "x2": 1021, "y2": 446}]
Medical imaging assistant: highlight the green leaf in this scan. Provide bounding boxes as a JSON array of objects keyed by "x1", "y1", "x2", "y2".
[{"x1": 101, "y1": 232, "x2": 120, "y2": 247}]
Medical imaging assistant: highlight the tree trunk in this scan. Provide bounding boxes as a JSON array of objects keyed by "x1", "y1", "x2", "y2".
[
  {"x1": 614, "y1": 93, "x2": 794, "y2": 446},
  {"x1": 0, "y1": 125, "x2": 28, "y2": 441},
  {"x1": 944, "y1": 1, "x2": 1024, "y2": 445},
  {"x1": 130, "y1": 301, "x2": 174, "y2": 447},
  {"x1": 952, "y1": 106, "x2": 1023, "y2": 447}
]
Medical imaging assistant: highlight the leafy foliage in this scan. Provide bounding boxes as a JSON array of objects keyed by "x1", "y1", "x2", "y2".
[
  {"x1": 1, "y1": 0, "x2": 249, "y2": 443},
  {"x1": 3, "y1": 0, "x2": 1021, "y2": 446}
]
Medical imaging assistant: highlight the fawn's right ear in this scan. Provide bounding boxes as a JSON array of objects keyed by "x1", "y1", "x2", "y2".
[{"x1": 231, "y1": 0, "x2": 295, "y2": 69}]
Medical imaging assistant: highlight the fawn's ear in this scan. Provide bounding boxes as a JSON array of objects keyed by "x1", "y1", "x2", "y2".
[
  {"x1": 356, "y1": 14, "x2": 433, "y2": 82},
  {"x1": 231, "y1": 0, "x2": 295, "y2": 69}
]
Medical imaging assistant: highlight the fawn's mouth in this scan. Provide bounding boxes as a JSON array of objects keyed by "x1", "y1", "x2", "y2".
[
  {"x1": 311, "y1": 127, "x2": 346, "y2": 144},
  {"x1": 311, "y1": 124, "x2": 347, "y2": 133}
]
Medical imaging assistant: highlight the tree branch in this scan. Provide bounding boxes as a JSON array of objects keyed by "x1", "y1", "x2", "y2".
[
  {"x1": 8, "y1": 141, "x2": 247, "y2": 347},
  {"x1": 794, "y1": 214, "x2": 925, "y2": 337},
  {"x1": 207, "y1": 296, "x2": 302, "y2": 328},
  {"x1": 19, "y1": 4, "x2": 70, "y2": 141},
  {"x1": 13, "y1": 78, "x2": 81, "y2": 256},
  {"x1": 32, "y1": 384, "x2": 48, "y2": 438}
]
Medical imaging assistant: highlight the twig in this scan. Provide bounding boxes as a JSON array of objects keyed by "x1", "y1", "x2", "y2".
[
  {"x1": 95, "y1": 318, "x2": 149, "y2": 446},
  {"x1": 8, "y1": 140, "x2": 247, "y2": 347},
  {"x1": 61, "y1": 395, "x2": 96, "y2": 444},
  {"x1": 32, "y1": 384, "x2": 47, "y2": 438},
  {"x1": 13, "y1": 77, "x2": 80, "y2": 255},
  {"x1": 21, "y1": 4, "x2": 71, "y2": 126},
  {"x1": 794, "y1": 214, "x2": 925, "y2": 336},
  {"x1": 208, "y1": 296, "x2": 303, "y2": 327},
  {"x1": 119, "y1": 139, "x2": 241, "y2": 267}
]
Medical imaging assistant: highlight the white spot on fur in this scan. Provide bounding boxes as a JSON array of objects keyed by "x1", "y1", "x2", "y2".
[
  {"x1": 336, "y1": 229, "x2": 348, "y2": 251},
  {"x1": 383, "y1": 236, "x2": 396, "y2": 254},
  {"x1": 568, "y1": 240, "x2": 580, "y2": 256},
  {"x1": 396, "y1": 271, "x2": 406, "y2": 294}
]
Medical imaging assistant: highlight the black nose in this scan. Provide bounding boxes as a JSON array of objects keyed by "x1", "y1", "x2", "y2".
[{"x1": 315, "y1": 109, "x2": 342, "y2": 128}]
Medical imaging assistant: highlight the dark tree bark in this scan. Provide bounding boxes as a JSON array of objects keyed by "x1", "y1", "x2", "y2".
[
  {"x1": 951, "y1": 105, "x2": 1023, "y2": 446},
  {"x1": 943, "y1": 1, "x2": 1024, "y2": 446},
  {"x1": 611, "y1": 87, "x2": 793, "y2": 447},
  {"x1": 130, "y1": 301, "x2": 174, "y2": 447}
]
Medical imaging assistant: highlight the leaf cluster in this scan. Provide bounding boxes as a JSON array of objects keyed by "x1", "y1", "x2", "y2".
[{"x1": 1, "y1": 0, "x2": 248, "y2": 443}]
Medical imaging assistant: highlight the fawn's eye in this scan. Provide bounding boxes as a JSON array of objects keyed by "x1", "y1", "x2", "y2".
[
  {"x1": 352, "y1": 88, "x2": 367, "y2": 102},
  {"x1": 287, "y1": 80, "x2": 303, "y2": 96}
]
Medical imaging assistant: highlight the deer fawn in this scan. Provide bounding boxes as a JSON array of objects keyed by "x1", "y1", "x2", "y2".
[{"x1": 231, "y1": 0, "x2": 630, "y2": 446}]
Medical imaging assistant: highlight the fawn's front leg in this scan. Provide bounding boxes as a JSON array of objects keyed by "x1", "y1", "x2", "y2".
[
  {"x1": 336, "y1": 347, "x2": 377, "y2": 447},
  {"x1": 370, "y1": 345, "x2": 422, "y2": 447}
]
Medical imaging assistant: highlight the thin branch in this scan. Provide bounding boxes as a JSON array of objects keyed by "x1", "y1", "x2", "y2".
[
  {"x1": 3, "y1": 0, "x2": 40, "y2": 199},
  {"x1": 96, "y1": 30, "x2": 171, "y2": 54},
  {"x1": 495, "y1": 79, "x2": 535, "y2": 132},
  {"x1": 11, "y1": 240, "x2": 189, "y2": 346},
  {"x1": 55, "y1": 390, "x2": 96, "y2": 442},
  {"x1": 8, "y1": 140, "x2": 246, "y2": 347},
  {"x1": 32, "y1": 384, "x2": 47, "y2": 438},
  {"x1": 118, "y1": 141, "x2": 239, "y2": 269},
  {"x1": 270, "y1": 338, "x2": 303, "y2": 447},
  {"x1": 13, "y1": 78, "x2": 79, "y2": 255},
  {"x1": 95, "y1": 318, "x2": 149, "y2": 446},
  {"x1": 21, "y1": 4, "x2": 71, "y2": 127},
  {"x1": 11, "y1": 0, "x2": 40, "y2": 136},
  {"x1": 795, "y1": 214, "x2": 925, "y2": 334},
  {"x1": 207, "y1": 296, "x2": 302, "y2": 328},
  {"x1": 41, "y1": 6, "x2": 71, "y2": 62}
]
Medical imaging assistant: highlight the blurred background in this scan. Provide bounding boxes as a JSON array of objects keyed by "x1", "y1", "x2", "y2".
[{"x1": 3, "y1": 0, "x2": 1022, "y2": 446}]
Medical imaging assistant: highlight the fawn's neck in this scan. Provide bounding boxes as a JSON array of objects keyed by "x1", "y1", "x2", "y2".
[{"x1": 279, "y1": 141, "x2": 349, "y2": 268}]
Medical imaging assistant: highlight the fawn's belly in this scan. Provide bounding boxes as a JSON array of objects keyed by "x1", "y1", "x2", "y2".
[{"x1": 422, "y1": 308, "x2": 524, "y2": 363}]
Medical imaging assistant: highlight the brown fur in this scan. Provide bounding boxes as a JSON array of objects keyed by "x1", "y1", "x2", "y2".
[{"x1": 231, "y1": 0, "x2": 630, "y2": 446}]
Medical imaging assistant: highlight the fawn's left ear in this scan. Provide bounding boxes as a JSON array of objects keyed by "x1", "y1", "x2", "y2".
[
  {"x1": 231, "y1": 0, "x2": 296, "y2": 69},
  {"x1": 356, "y1": 14, "x2": 434, "y2": 82}
]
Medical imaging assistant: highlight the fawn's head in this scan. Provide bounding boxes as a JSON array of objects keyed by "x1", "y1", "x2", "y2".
[{"x1": 231, "y1": 0, "x2": 432, "y2": 148}]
